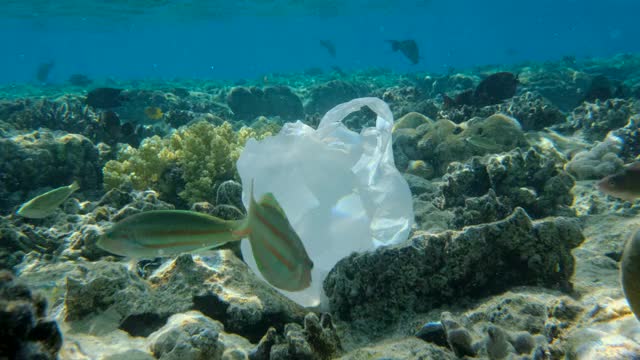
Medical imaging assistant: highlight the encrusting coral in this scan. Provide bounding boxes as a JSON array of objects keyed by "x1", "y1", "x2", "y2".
[{"x1": 103, "y1": 121, "x2": 273, "y2": 205}]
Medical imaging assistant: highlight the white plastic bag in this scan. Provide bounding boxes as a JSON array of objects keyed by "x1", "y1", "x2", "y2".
[{"x1": 237, "y1": 97, "x2": 414, "y2": 307}]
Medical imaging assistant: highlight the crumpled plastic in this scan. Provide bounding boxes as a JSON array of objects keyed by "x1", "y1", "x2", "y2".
[{"x1": 236, "y1": 97, "x2": 414, "y2": 307}]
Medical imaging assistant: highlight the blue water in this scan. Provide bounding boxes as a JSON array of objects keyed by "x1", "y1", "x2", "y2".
[{"x1": 1, "y1": 0, "x2": 638, "y2": 83}]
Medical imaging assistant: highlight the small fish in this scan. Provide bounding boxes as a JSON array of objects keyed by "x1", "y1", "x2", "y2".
[
  {"x1": 319, "y1": 40, "x2": 336, "y2": 57},
  {"x1": 387, "y1": 40, "x2": 420, "y2": 64},
  {"x1": 144, "y1": 106, "x2": 164, "y2": 120},
  {"x1": 16, "y1": 181, "x2": 80, "y2": 219},
  {"x1": 597, "y1": 162, "x2": 640, "y2": 201},
  {"x1": 464, "y1": 136, "x2": 503, "y2": 152},
  {"x1": 97, "y1": 182, "x2": 314, "y2": 292}
]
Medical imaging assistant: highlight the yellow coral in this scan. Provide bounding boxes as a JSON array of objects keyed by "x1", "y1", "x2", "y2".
[
  {"x1": 103, "y1": 120, "x2": 276, "y2": 205},
  {"x1": 103, "y1": 136, "x2": 175, "y2": 191}
]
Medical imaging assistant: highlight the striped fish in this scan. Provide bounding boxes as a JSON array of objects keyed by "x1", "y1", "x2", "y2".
[
  {"x1": 97, "y1": 183, "x2": 313, "y2": 291},
  {"x1": 17, "y1": 181, "x2": 80, "y2": 219}
]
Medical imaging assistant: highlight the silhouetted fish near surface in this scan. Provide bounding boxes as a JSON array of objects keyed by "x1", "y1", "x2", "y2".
[
  {"x1": 97, "y1": 182, "x2": 314, "y2": 292},
  {"x1": 320, "y1": 40, "x2": 336, "y2": 57},
  {"x1": 597, "y1": 162, "x2": 640, "y2": 202},
  {"x1": 387, "y1": 40, "x2": 420, "y2": 64},
  {"x1": 86, "y1": 87, "x2": 124, "y2": 109},
  {"x1": 36, "y1": 61, "x2": 55, "y2": 83}
]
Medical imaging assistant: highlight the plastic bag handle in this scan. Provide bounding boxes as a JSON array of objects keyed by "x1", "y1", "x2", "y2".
[{"x1": 317, "y1": 97, "x2": 394, "y2": 138}]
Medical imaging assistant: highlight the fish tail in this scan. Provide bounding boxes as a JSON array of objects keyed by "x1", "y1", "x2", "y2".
[
  {"x1": 70, "y1": 181, "x2": 80, "y2": 192},
  {"x1": 232, "y1": 179, "x2": 256, "y2": 240},
  {"x1": 230, "y1": 217, "x2": 251, "y2": 240}
]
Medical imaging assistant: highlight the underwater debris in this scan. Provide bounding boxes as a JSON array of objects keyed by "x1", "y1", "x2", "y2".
[
  {"x1": 36, "y1": 61, "x2": 54, "y2": 83},
  {"x1": 597, "y1": 162, "x2": 640, "y2": 201},
  {"x1": 16, "y1": 181, "x2": 79, "y2": 219},
  {"x1": 86, "y1": 87, "x2": 124, "y2": 109},
  {"x1": 67, "y1": 74, "x2": 92, "y2": 87},
  {"x1": 387, "y1": 39, "x2": 420, "y2": 64},
  {"x1": 319, "y1": 39, "x2": 336, "y2": 57}
]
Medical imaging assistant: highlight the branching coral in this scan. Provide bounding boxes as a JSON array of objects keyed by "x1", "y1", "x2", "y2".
[{"x1": 103, "y1": 121, "x2": 274, "y2": 205}]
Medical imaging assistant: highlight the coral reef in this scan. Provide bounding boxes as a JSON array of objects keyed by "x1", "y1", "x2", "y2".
[
  {"x1": 2, "y1": 52, "x2": 640, "y2": 359},
  {"x1": 103, "y1": 121, "x2": 269, "y2": 205},
  {"x1": 148, "y1": 311, "x2": 252, "y2": 360},
  {"x1": 324, "y1": 208, "x2": 583, "y2": 333},
  {"x1": 393, "y1": 112, "x2": 528, "y2": 178},
  {"x1": 304, "y1": 80, "x2": 370, "y2": 115},
  {"x1": 565, "y1": 135, "x2": 624, "y2": 180},
  {"x1": 62, "y1": 253, "x2": 307, "y2": 343},
  {"x1": 569, "y1": 98, "x2": 638, "y2": 141},
  {"x1": 0, "y1": 270, "x2": 62, "y2": 359},
  {"x1": 441, "y1": 148, "x2": 575, "y2": 227},
  {"x1": 0, "y1": 129, "x2": 100, "y2": 212}
]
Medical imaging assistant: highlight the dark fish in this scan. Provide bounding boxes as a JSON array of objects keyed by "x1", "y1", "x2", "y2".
[
  {"x1": 68, "y1": 74, "x2": 92, "y2": 87},
  {"x1": 584, "y1": 75, "x2": 612, "y2": 102},
  {"x1": 597, "y1": 162, "x2": 640, "y2": 201},
  {"x1": 387, "y1": 40, "x2": 419, "y2": 64},
  {"x1": 101, "y1": 110, "x2": 121, "y2": 137},
  {"x1": 443, "y1": 89, "x2": 474, "y2": 109},
  {"x1": 473, "y1": 72, "x2": 518, "y2": 106},
  {"x1": 320, "y1": 40, "x2": 336, "y2": 57},
  {"x1": 86, "y1": 87, "x2": 124, "y2": 109},
  {"x1": 36, "y1": 61, "x2": 55, "y2": 83}
]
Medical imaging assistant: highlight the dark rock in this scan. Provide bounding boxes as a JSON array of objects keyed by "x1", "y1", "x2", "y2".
[
  {"x1": 415, "y1": 321, "x2": 447, "y2": 347},
  {"x1": 0, "y1": 130, "x2": 101, "y2": 213},
  {"x1": 324, "y1": 208, "x2": 584, "y2": 332},
  {"x1": 304, "y1": 80, "x2": 368, "y2": 115},
  {"x1": 0, "y1": 270, "x2": 62, "y2": 360},
  {"x1": 226, "y1": 86, "x2": 303, "y2": 121},
  {"x1": 584, "y1": 75, "x2": 613, "y2": 102}
]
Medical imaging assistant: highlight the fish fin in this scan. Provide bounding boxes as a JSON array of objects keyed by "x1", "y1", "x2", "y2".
[
  {"x1": 258, "y1": 193, "x2": 287, "y2": 218},
  {"x1": 70, "y1": 181, "x2": 80, "y2": 192},
  {"x1": 245, "y1": 180, "x2": 313, "y2": 292},
  {"x1": 230, "y1": 217, "x2": 251, "y2": 240}
]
